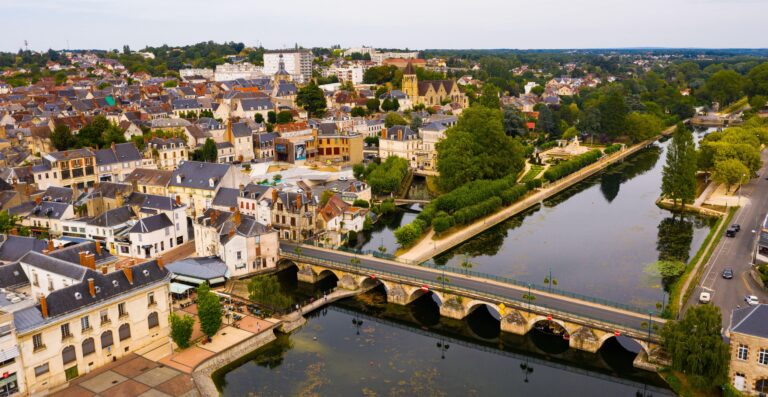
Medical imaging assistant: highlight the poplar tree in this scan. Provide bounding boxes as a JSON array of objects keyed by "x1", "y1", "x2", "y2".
[{"x1": 661, "y1": 123, "x2": 697, "y2": 208}]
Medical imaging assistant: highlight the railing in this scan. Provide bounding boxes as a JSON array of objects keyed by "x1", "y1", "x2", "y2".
[
  {"x1": 281, "y1": 250, "x2": 661, "y2": 339},
  {"x1": 304, "y1": 245, "x2": 652, "y2": 315}
]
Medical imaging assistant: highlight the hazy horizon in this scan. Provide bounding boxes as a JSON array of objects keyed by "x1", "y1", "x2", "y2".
[{"x1": 2, "y1": 0, "x2": 767, "y2": 53}]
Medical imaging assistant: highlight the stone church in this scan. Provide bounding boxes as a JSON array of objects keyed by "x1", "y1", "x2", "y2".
[{"x1": 401, "y1": 62, "x2": 469, "y2": 108}]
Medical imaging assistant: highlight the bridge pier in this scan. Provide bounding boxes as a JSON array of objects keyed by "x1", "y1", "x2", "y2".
[
  {"x1": 438, "y1": 296, "x2": 466, "y2": 320},
  {"x1": 296, "y1": 264, "x2": 319, "y2": 283},
  {"x1": 569, "y1": 327, "x2": 603, "y2": 353},
  {"x1": 500, "y1": 310, "x2": 528, "y2": 335}
]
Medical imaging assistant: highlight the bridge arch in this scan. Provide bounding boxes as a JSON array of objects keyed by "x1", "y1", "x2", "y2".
[
  {"x1": 360, "y1": 276, "x2": 386, "y2": 292},
  {"x1": 596, "y1": 332, "x2": 649, "y2": 357},
  {"x1": 526, "y1": 315, "x2": 574, "y2": 336},
  {"x1": 464, "y1": 300, "x2": 502, "y2": 320},
  {"x1": 407, "y1": 287, "x2": 444, "y2": 306},
  {"x1": 276, "y1": 258, "x2": 298, "y2": 269}
]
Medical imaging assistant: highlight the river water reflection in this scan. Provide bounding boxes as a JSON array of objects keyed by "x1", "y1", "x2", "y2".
[{"x1": 214, "y1": 286, "x2": 673, "y2": 396}]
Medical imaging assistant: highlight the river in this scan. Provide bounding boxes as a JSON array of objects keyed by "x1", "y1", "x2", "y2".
[{"x1": 214, "y1": 285, "x2": 673, "y2": 396}]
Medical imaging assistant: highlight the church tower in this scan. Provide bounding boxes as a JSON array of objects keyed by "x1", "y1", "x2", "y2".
[{"x1": 401, "y1": 61, "x2": 418, "y2": 103}]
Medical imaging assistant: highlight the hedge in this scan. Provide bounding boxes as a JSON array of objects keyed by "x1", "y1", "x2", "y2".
[
  {"x1": 603, "y1": 144, "x2": 623, "y2": 155},
  {"x1": 453, "y1": 197, "x2": 502, "y2": 225},
  {"x1": 542, "y1": 149, "x2": 602, "y2": 182}
]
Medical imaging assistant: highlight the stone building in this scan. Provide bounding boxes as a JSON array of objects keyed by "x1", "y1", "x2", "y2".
[{"x1": 728, "y1": 304, "x2": 768, "y2": 395}]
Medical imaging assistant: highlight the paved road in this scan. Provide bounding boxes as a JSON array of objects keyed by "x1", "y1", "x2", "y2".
[
  {"x1": 282, "y1": 242, "x2": 662, "y2": 340},
  {"x1": 686, "y1": 151, "x2": 768, "y2": 328}
]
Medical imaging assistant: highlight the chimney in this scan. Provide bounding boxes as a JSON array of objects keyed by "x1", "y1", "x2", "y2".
[
  {"x1": 86, "y1": 253, "x2": 96, "y2": 270},
  {"x1": 95, "y1": 242, "x2": 102, "y2": 256},
  {"x1": 306, "y1": 190, "x2": 312, "y2": 200},
  {"x1": 88, "y1": 278, "x2": 95, "y2": 298},
  {"x1": 398, "y1": 129, "x2": 402, "y2": 141},
  {"x1": 40, "y1": 295, "x2": 48, "y2": 318},
  {"x1": 79, "y1": 251, "x2": 87, "y2": 267},
  {"x1": 226, "y1": 119, "x2": 233, "y2": 144},
  {"x1": 271, "y1": 189, "x2": 278, "y2": 203},
  {"x1": 47, "y1": 239, "x2": 54, "y2": 252},
  {"x1": 228, "y1": 228, "x2": 235, "y2": 238},
  {"x1": 175, "y1": 195, "x2": 181, "y2": 206},
  {"x1": 296, "y1": 194, "x2": 302, "y2": 208},
  {"x1": 123, "y1": 267, "x2": 133, "y2": 285},
  {"x1": 34, "y1": 196, "x2": 42, "y2": 205},
  {"x1": 101, "y1": 266, "x2": 108, "y2": 274},
  {"x1": 233, "y1": 210, "x2": 241, "y2": 225},
  {"x1": 157, "y1": 257, "x2": 164, "y2": 269},
  {"x1": 380, "y1": 128, "x2": 386, "y2": 139}
]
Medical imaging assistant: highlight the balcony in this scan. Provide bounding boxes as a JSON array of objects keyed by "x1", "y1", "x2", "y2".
[{"x1": 33, "y1": 344, "x2": 46, "y2": 353}]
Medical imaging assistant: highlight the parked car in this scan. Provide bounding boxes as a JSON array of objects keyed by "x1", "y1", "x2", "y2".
[
  {"x1": 699, "y1": 292, "x2": 711, "y2": 304},
  {"x1": 722, "y1": 268, "x2": 734, "y2": 279},
  {"x1": 726, "y1": 226, "x2": 738, "y2": 237},
  {"x1": 745, "y1": 295, "x2": 760, "y2": 306},
  {"x1": 731, "y1": 224, "x2": 741, "y2": 232}
]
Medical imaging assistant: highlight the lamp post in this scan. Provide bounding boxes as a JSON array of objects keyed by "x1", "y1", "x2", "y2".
[
  {"x1": 520, "y1": 359, "x2": 534, "y2": 383},
  {"x1": 352, "y1": 317, "x2": 363, "y2": 335},
  {"x1": 544, "y1": 268, "x2": 557, "y2": 292},
  {"x1": 647, "y1": 312, "x2": 653, "y2": 341},
  {"x1": 436, "y1": 337, "x2": 450, "y2": 359}
]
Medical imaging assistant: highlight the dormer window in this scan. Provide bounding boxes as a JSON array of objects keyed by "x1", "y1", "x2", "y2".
[
  {"x1": 209, "y1": 178, "x2": 215, "y2": 188},
  {"x1": 74, "y1": 292, "x2": 82, "y2": 300},
  {"x1": 142, "y1": 269, "x2": 150, "y2": 277},
  {"x1": 112, "y1": 280, "x2": 119, "y2": 287},
  {"x1": 176, "y1": 174, "x2": 183, "y2": 184}
]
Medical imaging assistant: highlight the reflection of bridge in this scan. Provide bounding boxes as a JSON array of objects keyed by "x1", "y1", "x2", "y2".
[
  {"x1": 331, "y1": 305, "x2": 673, "y2": 396},
  {"x1": 393, "y1": 198, "x2": 430, "y2": 206},
  {"x1": 280, "y1": 243, "x2": 669, "y2": 370}
]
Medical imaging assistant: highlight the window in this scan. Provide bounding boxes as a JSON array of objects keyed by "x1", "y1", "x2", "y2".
[
  {"x1": 32, "y1": 333, "x2": 44, "y2": 351},
  {"x1": 81, "y1": 316, "x2": 90, "y2": 331},
  {"x1": 82, "y1": 338, "x2": 95, "y2": 356},
  {"x1": 148, "y1": 312, "x2": 159, "y2": 329},
  {"x1": 118, "y1": 302, "x2": 127, "y2": 318},
  {"x1": 62, "y1": 345, "x2": 76, "y2": 365},
  {"x1": 237, "y1": 251, "x2": 242, "y2": 260},
  {"x1": 148, "y1": 292, "x2": 156, "y2": 306},
  {"x1": 738, "y1": 344, "x2": 749, "y2": 361},
  {"x1": 34, "y1": 363, "x2": 49, "y2": 377},
  {"x1": 760, "y1": 348, "x2": 768, "y2": 365},
  {"x1": 118, "y1": 324, "x2": 131, "y2": 341},
  {"x1": 100, "y1": 309, "x2": 109, "y2": 325},
  {"x1": 100, "y1": 330, "x2": 113, "y2": 349},
  {"x1": 61, "y1": 323, "x2": 71, "y2": 340}
]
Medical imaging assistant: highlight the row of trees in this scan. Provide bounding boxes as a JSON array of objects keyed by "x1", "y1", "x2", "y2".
[{"x1": 169, "y1": 282, "x2": 222, "y2": 349}]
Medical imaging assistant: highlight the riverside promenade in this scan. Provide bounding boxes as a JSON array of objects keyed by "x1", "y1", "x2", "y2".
[{"x1": 399, "y1": 125, "x2": 678, "y2": 263}]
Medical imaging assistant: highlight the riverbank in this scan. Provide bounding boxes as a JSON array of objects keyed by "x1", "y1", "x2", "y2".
[{"x1": 400, "y1": 126, "x2": 676, "y2": 263}]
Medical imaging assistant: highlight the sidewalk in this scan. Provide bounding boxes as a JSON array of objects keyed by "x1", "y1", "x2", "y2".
[{"x1": 704, "y1": 182, "x2": 751, "y2": 208}]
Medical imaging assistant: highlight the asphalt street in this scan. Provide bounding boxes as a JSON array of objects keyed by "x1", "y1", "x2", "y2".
[{"x1": 686, "y1": 150, "x2": 768, "y2": 328}]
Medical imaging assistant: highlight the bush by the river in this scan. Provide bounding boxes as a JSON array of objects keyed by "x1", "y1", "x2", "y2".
[{"x1": 543, "y1": 149, "x2": 603, "y2": 182}]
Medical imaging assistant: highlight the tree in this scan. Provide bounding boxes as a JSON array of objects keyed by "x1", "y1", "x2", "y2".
[
  {"x1": 169, "y1": 312, "x2": 195, "y2": 349},
  {"x1": 381, "y1": 98, "x2": 394, "y2": 112},
  {"x1": 50, "y1": 124, "x2": 76, "y2": 151},
  {"x1": 410, "y1": 115, "x2": 422, "y2": 131},
  {"x1": 296, "y1": 81, "x2": 327, "y2": 117},
  {"x1": 477, "y1": 83, "x2": 500, "y2": 109},
  {"x1": 196, "y1": 282, "x2": 222, "y2": 339},
  {"x1": 384, "y1": 112, "x2": 407, "y2": 128},
  {"x1": 503, "y1": 107, "x2": 527, "y2": 137},
  {"x1": 276, "y1": 110, "x2": 293, "y2": 124},
  {"x1": 746, "y1": 62, "x2": 768, "y2": 98},
  {"x1": 248, "y1": 275, "x2": 292, "y2": 309},
  {"x1": 712, "y1": 158, "x2": 750, "y2": 194},
  {"x1": 536, "y1": 105, "x2": 557, "y2": 135},
  {"x1": 366, "y1": 98, "x2": 380, "y2": 113},
  {"x1": 200, "y1": 138, "x2": 218, "y2": 163},
  {"x1": 0, "y1": 211, "x2": 18, "y2": 234},
  {"x1": 319, "y1": 190, "x2": 335, "y2": 207},
  {"x1": 254, "y1": 113, "x2": 264, "y2": 123},
  {"x1": 661, "y1": 124, "x2": 697, "y2": 207},
  {"x1": 624, "y1": 112, "x2": 663, "y2": 142},
  {"x1": 702, "y1": 69, "x2": 744, "y2": 106},
  {"x1": 599, "y1": 88, "x2": 628, "y2": 137},
  {"x1": 436, "y1": 106, "x2": 525, "y2": 191},
  {"x1": 267, "y1": 111, "x2": 277, "y2": 124},
  {"x1": 352, "y1": 163, "x2": 365, "y2": 180},
  {"x1": 351, "y1": 107, "x2": 367, "y2": 117},
  {"x1": 661, "y1": 305, "x2": 729, "y2": 389}
]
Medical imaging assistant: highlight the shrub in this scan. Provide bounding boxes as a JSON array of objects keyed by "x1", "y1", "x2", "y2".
[
  {"x1": 169, "y1": 312, "x2": 195, "y2": 349},
  {"x1": 432, "y1": 215, "x2": 455, "y2": 234},
  {"x1": 352, "y1": 199, "x2": 369, "y2": 208},
  {"x1": 501, "y1": 184, "x2": 531, "y2": 205},
  {"x1": 524, "y1": 179, "x2": 542, "y2": 190},
  {"x1": 379, "y1": 199, "x2": 396, "y2": 215},
  {"x1": 543, "y1": 149, "x2": 602, "y2": 182},
  {"x1": 394, "y1": 222, "x2": 424, "y2": 247},
  {"x1": 603, "y1": 143, "x2": 623, "y2": 155}
]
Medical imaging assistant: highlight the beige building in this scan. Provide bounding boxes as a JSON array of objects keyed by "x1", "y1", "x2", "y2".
[
  {"x1": 33, "y1": 149, "x2": 98, "y2": 190},
  {"x1": 169, "y1": 161, "x2": 243, "y2": 217},
  {"x1": 379, "y1": 125, "x2": 422, "y2": 169},
  {"x1": 270, "y1": 189, "x2": 318, "y2": 242},
  {"x1": 728, "y1": 305, "x2": 768, "y2": 395},
  {"x1": 125, "y1": 168, "x2": 173, "y2": 196},
  {"x1": 1, "y1": 250, "x2": 170, "y2": 395},
  {"x1": 401, "y1": 62, "x2": 469, "y2": 109},
  {"x1": 147, "y1": 137, "x2": 188, "y2": 170}
]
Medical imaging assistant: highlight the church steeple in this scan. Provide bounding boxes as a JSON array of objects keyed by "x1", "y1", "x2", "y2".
[
  {"x1": 402, "y1": 61, "x2": 418, "y2": 102},
  {"x1": 274, "y1": 54, "x2": 291, "y2": 84}
]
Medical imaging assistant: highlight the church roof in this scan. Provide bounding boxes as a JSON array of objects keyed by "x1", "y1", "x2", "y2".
[{"x1": 404, "y1": 61, "x2": 416, "y2": 75}]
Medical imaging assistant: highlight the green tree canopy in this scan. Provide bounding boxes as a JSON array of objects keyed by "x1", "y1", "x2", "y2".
[
  {"x1": 50, "y1": 124, "x2": 76, "y2": 151},
  {"x1": 297, "y1": 81, "x2": 327, "y2": 117},
  {"x1": 701, "y1": 69, "x2": 744, "y2": 106},
  {"x1": 661, "y1": 305, "x2": 729, "y2": 388},
  {"x1": 477, "y1": 83, "x2": 500, "y2": 109},
  {"x1": 384, "y1": 112, "x2": 407, "y2": 128},
  {"x1": 200, "y1": 138, "x2": 218, "y2": 163},
  {"x1": 248, "y1": 275, "x2": 292, "y2": 309},
  {"x1": 196, "y1": 282, "x2": 222, "y2": 338},
  {"x1": 436, "y1": 106, "x2": 525, "y2": 191},
  {"x1": 169, "y1": 312, "x2": 195, "y2": 349},
  {"x1": 661, "y1": 124, "x2": 697, "y2": 207},
  {"x1": 712, "y1": 158, "x2": 750, "y2": 193}
]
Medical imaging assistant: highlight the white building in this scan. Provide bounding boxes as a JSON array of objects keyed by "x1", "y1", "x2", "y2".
[
  {"x1": 334, "y1": 65, "x2": 366, "y2": 84},
  {"x1": 214, "y1": 63, "x2": 264, "y2": 82},
  {"x1": 379, "y1": 125, "x2": 422, "y2": 169},
  {"x1": 179, "y1": 68, "x2": 214, "y2": 80},
  {"x1": 263, "y1": 50, "x2": 312, "y2": 83}
]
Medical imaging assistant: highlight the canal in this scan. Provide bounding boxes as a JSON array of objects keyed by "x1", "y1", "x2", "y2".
[{"x1": 214, "y1": 283, "x2": 674, "y2": 396}]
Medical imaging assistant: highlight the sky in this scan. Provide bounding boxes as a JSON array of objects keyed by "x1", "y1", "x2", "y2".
[{"x1": 2, "y1": 0, "x2": 767, "y2": 52}]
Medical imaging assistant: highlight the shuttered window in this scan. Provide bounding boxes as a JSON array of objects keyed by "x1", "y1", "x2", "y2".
[
  {"x1": 100, "y1": 331, "x2": 113, "y2": 349},
  {"x1": 82, "y1": 338, "x2": 95, "y2": 356},
  {"x1": 148, "y1": 312, "x2": 159, "y2": 329},
  {"x1": 62, "y1": 345, "x2": 76, "y2": 365},
  {"x1": 118, "y1": 324, "x2": 131, "y2": 341}
]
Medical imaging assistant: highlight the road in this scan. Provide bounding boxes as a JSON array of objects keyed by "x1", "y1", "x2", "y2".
[
  {"x1": 686, "y1": 151, "x2": 768, "y2": 328},
  {"x1": 282, "y1": 242, "x2": 663, "y2": 340}
]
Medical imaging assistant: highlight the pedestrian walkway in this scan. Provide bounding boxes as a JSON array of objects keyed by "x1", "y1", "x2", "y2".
[{"x1": 49, "y1": 354, "x2": 198, "y2": 397}]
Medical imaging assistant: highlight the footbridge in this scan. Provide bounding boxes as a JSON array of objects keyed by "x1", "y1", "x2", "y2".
[{"x1": 280, "y1": 243, "x2": 670, "y2": 370}]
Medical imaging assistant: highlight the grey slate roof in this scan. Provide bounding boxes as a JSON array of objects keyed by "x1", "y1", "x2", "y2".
[
  {"x1": 48, "y1": 241, "x2": 115, "y2": 266},
  {"x1": 30, "y1": 201, "x2": 70, "y2": 220},
  {"x1": 41, "y1": 186, "x2": 74, "y2": 203},
  {"x1": 14, "y1": 260, "x2": 169, "y2": 332},
  {"x1": 88, "y1": 182, "x2": 132, "y2": 200},
  {"x1": 231, "y1": 122, "x2": 252, "y2": 138},
  {"x1": 0, "y1": 262, "x2": 29, "y2": 288},
  {"x1": 731, "y1": 304, "x2": 768, "y2": 338},
  {"x1": 20, "y1": 251, "x2": 89, "y2": 280},
  {"x1": 87, "y1": 206, "x2": 135, "y2": 227},
  {"x1": 94, "y1": 143, "x2": 143, "y2": 166},
  {"x1": 212, "y1": 187, "x2": 239, "y2": 208},
  {"x1": 166, "y1": 256, "x2": 228, "y2": 280},
  {"x1": 383, "y1": 125, "x2": 418, "y2": 141},
  {"x1": 126, "y1": 192, "x2": 180, "y2": 211},
  {"x1": 129, "y1": 213, "x2": 172, "y2": 234},
  {"x1": 240, "y1": 98, "x2": 272, "y2": 111},
  {"x1": 170, "y1": 161, "x2": 231, "y2": 191},
  {"x1": 0, "y1": 235, "x2": 48, "y2": 263}
]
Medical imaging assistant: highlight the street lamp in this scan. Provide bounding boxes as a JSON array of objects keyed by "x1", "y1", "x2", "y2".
[
  {"x1": 436, "y1": 338, "x2": 450, "y2": 359},
  {"x1": 352, "y1": 317, "x2": 363, "y2": 335},
  {"x1": 520, "y1": 359, "x2": 534, "y2": 383},
  {"x1": 544, "y1": 268, "x2": 558, "y2": 292}
]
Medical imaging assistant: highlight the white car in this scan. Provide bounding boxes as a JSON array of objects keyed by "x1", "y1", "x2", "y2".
[
  {"x1": 745, "y1": 295, "x2": 760, "y2": 306},
  {"x1": 699, "y1": 292, "x2": 711, "y2": 304}
]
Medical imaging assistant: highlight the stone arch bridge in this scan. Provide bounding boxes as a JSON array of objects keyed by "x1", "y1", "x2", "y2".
[{"x1": 279, "y1": 245, "x2": 669, "y2": 371}]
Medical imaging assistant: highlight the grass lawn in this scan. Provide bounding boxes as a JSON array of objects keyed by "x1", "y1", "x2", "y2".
[{"x1": 521, "y1": 164, "x2": 545, "y2": 182}]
